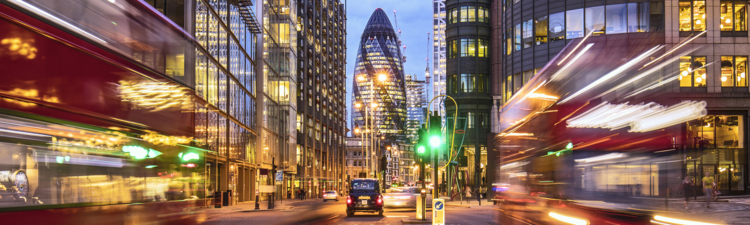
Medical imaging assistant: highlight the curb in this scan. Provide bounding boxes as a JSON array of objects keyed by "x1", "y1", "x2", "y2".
[
  {"x1": 401, "y1": 219, "x2": 433, "y2": 224},
  {"x1": 446, "y1": 204, "x2": 472, "y2": 208}
]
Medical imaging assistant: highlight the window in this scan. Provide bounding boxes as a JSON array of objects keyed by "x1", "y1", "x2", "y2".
[
  {"x1": 515, "y1": 24, "x2": 521, "y2": 51},
  {"x1": 606, "y1": 4, "x2": 628, "y2": 34},
  {"x1": 448, "y1": 40, "x2": 457, "y2": 58},
  {"x1": 478, "y1": 7, "x2": 489, "y2": 23},
  {"x1": 549, "y1": 12, "x2": 565, "y2": 42},
  {"x1": 721, "y1": 56, "x2": 748, "y2": 87},
  {"x1": 449, "y1": 74, "x2": 458, "y2": 94},
  {"x1": 460, "y1": 6, "x2": 475, "y2": 23},
  {"x1": 523, "y1": 19, "x2": 533, "y2": 48},
  {"x1": 535, "y1": 16, "x2": 548, "y2": 45},
  {"x1": 460, "y1": 39, "x2": 476, "y2": 57},
  {"x1": 628, "y1": 3, "x2": 649, "y2": 32},
  {"x1": 679, "y1": 56, "x2": 707, "y2": 87},
  {"x1": 506, "y1": 28, "x2": 513, "y2": 55},
  {"x1": 679, "y1": 1, "x2": 706, "y2": 32},
  {"x1": 566, "y1": 9, "x2": 584, "y2": 39},
  {"x1": 448, "y1": 8, "x2": 457, "y2": 24},
  {"x1": 585, "y1": 6, "x2": 605, "y2": 36},
  {"x1": 297, "y1": 113, "x2": 302, "y2": 133},
  {"x1": 478, "y1": 39, "x2": 488, "y2": 57},
  {"x1": 720, "y1": 1, "x2": 747, "y2": 36},
  {"x1": 467, "y1": 112, "x2": 475, "y2": 129}
]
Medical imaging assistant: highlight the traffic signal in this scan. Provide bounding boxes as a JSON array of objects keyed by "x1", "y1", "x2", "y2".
[
  {"x1": 415, "y1": 127, "x2": 430, "y2": 162},
  {"x1": 428, "y1": 115, "x2": 442, "y2": 148}
]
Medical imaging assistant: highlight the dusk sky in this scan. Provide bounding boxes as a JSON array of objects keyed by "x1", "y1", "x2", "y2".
[{"x1": 344, "y1": 1, "x2": 433, "y2": 135}]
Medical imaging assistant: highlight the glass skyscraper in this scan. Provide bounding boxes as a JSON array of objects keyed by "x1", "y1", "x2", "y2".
[{"x1": 352, "y1": 8, "x2": 407, "y2": 136}]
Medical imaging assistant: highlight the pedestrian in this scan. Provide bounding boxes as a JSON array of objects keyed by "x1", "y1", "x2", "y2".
[
  {"x1": 465, "y1": 187, "x2": 472, "y2": 203},
  {"x1": 702, "y1": 172, "x2": 714, "y2": 209},
  {"x1": 680, "y1": 176, "x2": 693, "y2": 209},
  {"x1": 481, "y1": 186, "x2": 487, "y2": 199}
]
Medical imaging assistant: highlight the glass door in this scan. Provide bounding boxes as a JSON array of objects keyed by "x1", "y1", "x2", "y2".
[{"x1": 718, "y1": 164, "x2": 731, "y2": 195}]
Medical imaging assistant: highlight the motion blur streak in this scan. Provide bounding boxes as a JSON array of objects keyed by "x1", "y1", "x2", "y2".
[
  {"x1": 558, "y1": 45, "x2": 663, "y2": 104},
  {"x1": 641, "y1": 30, "x2": 707, "y2": 69},
  {"x1": 549, "y1": 44, "x2": 594, "y2": 81},
  {"x1": 8, "y1": 0, "x2": 107, "y2": 43},
  {"x1": 558, "y1": 31, "x2": 595, "y2": 66},
  {"x1": 595, "y1": 50, "x2": 695, "y2": 99},
  {"x1": 629, "y1": 101, "x2": 707, "y2": 132},
  {"x1": 625, "y1": 75, "x2": 680, "y2": 98},
  {"x1": 574, "y1": 153, "x2": 624, "y2": 163},
  {"x1": 548, "y1": 212, "x2": 588, "y2": 225},
  {"x1": 653, "y1": 215, "x2": 722, "y2": 225},
  {"x1": 567, "y1": 102, "x2": 664, "y2": 130}
]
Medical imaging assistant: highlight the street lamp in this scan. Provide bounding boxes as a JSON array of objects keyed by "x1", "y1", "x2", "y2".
[{"x1": 378, "y1": 73, "x2": 388, "y2": 82}]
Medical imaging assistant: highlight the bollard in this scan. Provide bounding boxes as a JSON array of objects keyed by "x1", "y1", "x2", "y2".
[{"x1": 255, "y1": 194, "x2": 260, "y2": 210}]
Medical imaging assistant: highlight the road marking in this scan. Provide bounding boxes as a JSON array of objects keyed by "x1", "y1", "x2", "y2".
[{"x1": 491, "y1": 208, "x2": 538, "y2": 225}]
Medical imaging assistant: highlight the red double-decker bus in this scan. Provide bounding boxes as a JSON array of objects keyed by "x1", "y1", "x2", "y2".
[{"x1": 0, "y1": 0, "x2": 224, "y2": 223}]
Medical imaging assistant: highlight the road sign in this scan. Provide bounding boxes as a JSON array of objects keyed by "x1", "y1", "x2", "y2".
[
  {"x1": 275, "y1": 171, "x2": 283, "y2": 183},
  {"x1": 433, "y1": 199, "x2": 445, "y2": 225}
]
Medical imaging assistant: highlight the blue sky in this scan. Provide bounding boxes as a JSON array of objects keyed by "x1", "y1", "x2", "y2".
[{"x1": 344, "y1": 0, "x2": 433, "y2": 136}]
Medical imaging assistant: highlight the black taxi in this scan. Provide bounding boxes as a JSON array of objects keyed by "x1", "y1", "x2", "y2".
[{"x1": 346, "y1": 178, "x2": 383, "y2": 216}]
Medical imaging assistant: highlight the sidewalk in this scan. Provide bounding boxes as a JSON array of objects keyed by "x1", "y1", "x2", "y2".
[
  {"x1": 439, "y1": 196, "x2": 495, "y2": 208},
  {"x1": 195, "y1": 198, "x2": 305, "y2": 216}
]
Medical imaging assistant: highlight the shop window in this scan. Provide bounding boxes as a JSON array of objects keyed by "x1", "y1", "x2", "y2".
[
  {"x1": 628, "y1": 3, "x2": 650, "y2": 32},
  {"x1": 679, "y1": 1, "x2": 706, "y2": 34},
  {"x1": 717, "y1": 116, "x2": 744, "y2": 148},
  {"x1": 585, "y1": 6, "x2": 605, "y2": 36},
  {"x1": 606, "y1": 4, "x2": 628, "y2": 34},
  {"x1": 478, "y1": 39, "x2": 488, "y2": 57},
  {"x1": 566, "y1": 9, "x2": 584, "y2": 39},
  {"x1": 535, "y1": 16, "x2": 548, "y2": 45},
  {"x1": 679, "y1": 56, "x2": 707, "y2": 87},
  {"x1": 523, "y1": 19, "x2": 533, "y2": 48},
  {"x1": 515, "y1": 24, "x2": 521, "y2": 51},
  {"x1": 720, "y1": 56, "x2": 748, "y2": 87},
  {"x1": 720, "y1": 1, "x2": 748, "y2": 36},
  {"x1": 549, "y1": 12, "x2": 565, "y2": 42}
]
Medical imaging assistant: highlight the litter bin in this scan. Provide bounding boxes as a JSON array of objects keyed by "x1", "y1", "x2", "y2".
[
  {"x1": 223, "y1": 191, "x2": 232, "y2": 206},
  {"x1": 214, "y1": 191, "x2": 223, "y2": 208}
]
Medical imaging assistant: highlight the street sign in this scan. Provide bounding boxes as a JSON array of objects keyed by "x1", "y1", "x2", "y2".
[
  {"x1": 275, "y1": 171, "x2": 283, "y2": 183},
  {"x1": 433, "y1": 199, "x2": 445, "y2": 225}
]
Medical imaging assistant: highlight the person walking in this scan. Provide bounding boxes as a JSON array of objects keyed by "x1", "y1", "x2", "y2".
[
  {"x1": 702, "y1": 172, "x2": 714, "y2": 209},
  {"x1": 465, "y1": 187, "x2": 472, "y2": 203},
  {"x1": 680, "y1": 176, "x2": 694, "y2": 209}
]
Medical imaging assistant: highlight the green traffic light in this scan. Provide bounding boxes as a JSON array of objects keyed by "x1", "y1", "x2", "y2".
[
  {"x1": 429, "y1": 136, "x2": 442, "y2": 147},
  {"x1": 417, "y1": 146, "x2": 426, "y2": 154}
]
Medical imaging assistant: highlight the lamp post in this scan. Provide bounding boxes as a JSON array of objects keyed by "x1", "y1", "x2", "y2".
[{"x1": 356, "y1": 73, "x2": 389, "y2": 178}]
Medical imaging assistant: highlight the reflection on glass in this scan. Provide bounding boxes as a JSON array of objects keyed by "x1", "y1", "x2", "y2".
[
  {"x1": 585, "y1": 6, "x2": 605, "y2": 35},
  {"x1": 523, "y1": 19, "x2": 533, "y2": 48},
  {"x1": 535, "y1": 16, "x2": 548, "y2": 45},
  {"x1": 679, "y1": 1, "x2": 693, "y2": 31},
  {"x1": 693, "y1": 1, "x2": 706, "y2": 31},
  {"x1": 549, "y1": 12, "x2": 565, "y2": 42},
  {"x1": 722, "y1": 2, "x2": 734, "y2": 31},
  {"x1": 628, "y1": 3, "x2": 649, "y2": 32},
  {"x1": 606, "y1": 4, "x2": 628, "y2": 34},
  {"x1": 515, "y1": 24, "x2": 522, "y2": 51},
  {"x1": 722, "y1": 56, "x2": 735, "y2": 87},
  {"x1": 566, "y1": 9, "x2": 584, "y2": 39},
  {"x1": 737, "y1": 2, "x2": 748, "y2": 31},
  {"x1": 717, "y1": 116, "x2": 744, "y2": 148},
  {"x1": 694, "y1": 56, "x2": 707, "y2": 87},
  {"x1": 679, "y1": 56, "x2": 693, "y2": 87},
  {"x1": 506, "y1": 29, "x2": 512, "y2": 55},
  {"x1": 738, "y1": 56, "x2": 748, "y2": 87}
]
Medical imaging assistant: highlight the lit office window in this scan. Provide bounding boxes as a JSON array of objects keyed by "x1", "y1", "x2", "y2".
[
  {"x1": 478, "y1": 39, "x2": 488, "y2": 57},
  {"x1": 679, "y1": 1, "x2": 707, "y2": 31},
  {"x1": 467, "y1": 6, "x2": 476, "y2": 22},
  {"x1": 460, "y1": 39, "x2": 476, "y2": 57},
  {"x1": 720, "y1": 1, "x2": 747, "y2": 35},
  {"x1": 606, "y1": 4, "x2": 628, "y2": 34},
  {"x1": 478, "y1": 7, "x2": 489, "y2": 22},
  {"x1": 721, "y1": 56, "x2": 748, "y2": 87},
  {"x1": 535, "y1": 16, "x2": 548, "y2": 45},
  {"x1": 628, "y1": 3, "x2": 649, "y2": 32},
  {"x1": 585, "y1": 6, "x2": 605, "y2": 35},
  {"x1": 566, "y1": 9, "x2": 584, "y2": 39},
  {"x1": 549, "y1": 12, "x2": 565, "y2": 42},
  {"x1": 679, "y1": 56, "x2": 707, "y2": 87},
  {"x1": 451, "y1": 8, "x2": 458, "y2": 24}
]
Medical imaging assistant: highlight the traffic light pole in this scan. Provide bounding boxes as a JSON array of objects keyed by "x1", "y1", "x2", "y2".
[{"x1": 419, "y1": 157, "x2": 426, "y2": 221}]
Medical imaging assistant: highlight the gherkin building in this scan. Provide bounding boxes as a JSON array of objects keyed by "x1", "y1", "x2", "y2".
[{"x1": 352, "y1": 8, "x2": 407, "y2": 136}]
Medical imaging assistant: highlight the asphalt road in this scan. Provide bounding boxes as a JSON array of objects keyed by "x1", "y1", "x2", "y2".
[{"x1": 199, "y1": 200, "x2": 499, "y2": 225}]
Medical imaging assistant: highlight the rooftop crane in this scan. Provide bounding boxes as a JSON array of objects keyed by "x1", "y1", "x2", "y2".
[{"x1": 393, "y1": 10, "x2": 406, "y2": 63}]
